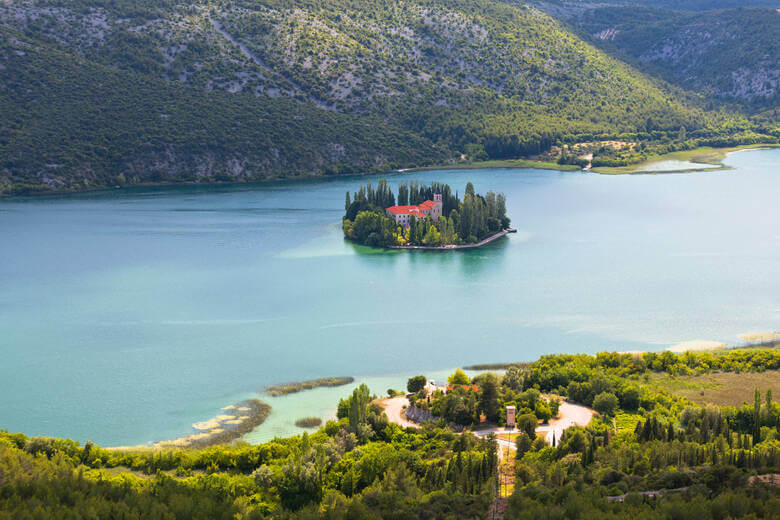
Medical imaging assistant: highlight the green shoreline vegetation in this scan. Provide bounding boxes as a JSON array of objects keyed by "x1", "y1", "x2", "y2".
[
  {"x1": 411, "y1": 143, "x2": 780, "y2": 176},
  {"x1": 463, "y1": 363, "x2": 529, "y2": 371},
  {"x1": 343, "y1": 180, "x2": 510, "y2": 248},
  {"x1": 1, "y1": 144, "x2": 776, "y2": 199},
  {"x1": 265, "y1": 377, "x2": 355, "y2": 397},
  {"x1": 593, "y1": 144, "x2": 780, "y2": 174},
  {"x1": 3, "y1": 347, "x2": 780, "y2": 518}
]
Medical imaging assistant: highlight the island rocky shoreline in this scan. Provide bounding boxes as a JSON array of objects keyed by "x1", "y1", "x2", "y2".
[{"x1": 386, "y1": 228, "x2": 517, "y2": 250}]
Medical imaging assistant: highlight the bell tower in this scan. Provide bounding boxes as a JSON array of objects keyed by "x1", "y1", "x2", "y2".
[{"x1": 433, "y1": 189, "x2": 442, "y2": 221}]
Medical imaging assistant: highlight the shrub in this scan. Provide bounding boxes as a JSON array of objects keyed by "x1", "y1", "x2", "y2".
[{"x1": 593, "y1": 392, "x2": 619, "y2": 416}]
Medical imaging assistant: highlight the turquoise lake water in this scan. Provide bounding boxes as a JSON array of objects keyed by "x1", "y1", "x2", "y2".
[{"x1": 1, "y1": 148, "x2": 778, "y2": 445}]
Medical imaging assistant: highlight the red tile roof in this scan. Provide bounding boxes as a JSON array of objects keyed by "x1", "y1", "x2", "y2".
[
  {"x1": 386, "y1": 205, "x2": 420, "y2": 215},
  {"x1": 387, "y1": 199, "x2": 438, "y2": 217},
  {"x1": 386, "y1": 205, "x2": 431, "y2": 219}
]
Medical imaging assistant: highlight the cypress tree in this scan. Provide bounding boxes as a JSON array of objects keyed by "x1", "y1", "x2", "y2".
[{"x1": 753, "y1": 388, "x2": 762, "y2": 446}]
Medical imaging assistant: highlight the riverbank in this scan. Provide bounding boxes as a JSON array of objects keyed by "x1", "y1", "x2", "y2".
[
  {"x1": 386, "y1": 228, "x2": 516, "y2": 250},
  {"x1": 404, "y1": 159, "x2": 581, "y2": 173},
  {"x1": 4, "y1": 145, "x2": 776, "y2": 199},
  {"x1": 407, "y1": 144, "x2": 779, "y2": 177},
  {"x1": 107, "y1": 399, "x2": 271, "y2": 451},
  {"x1": 56, "y1": 331, "x2": 780, "y2": 450},
  {"x1": 593, "y1": 144, "x2": 779, "y2": 174}
]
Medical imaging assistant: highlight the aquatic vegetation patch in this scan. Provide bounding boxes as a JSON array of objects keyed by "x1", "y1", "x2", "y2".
[
  {"x1": 294, "y1": 417, "x2": 323, "y2": 428},
  {"x1": 265, "y1": 377, "x2": 355, "y2": 396}
]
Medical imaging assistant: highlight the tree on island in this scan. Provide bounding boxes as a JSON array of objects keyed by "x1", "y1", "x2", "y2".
[{"x1": 342, "y1": 180, "x2": 510, "y2": 248}]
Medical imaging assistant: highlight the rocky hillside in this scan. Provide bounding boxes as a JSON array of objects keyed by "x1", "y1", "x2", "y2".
[
  {"x1": 531, "y1": 2, "x2": 779, "y2": 109},
  {"x1": 0, "y1": 0, "x2": 774, "y2": 194}
]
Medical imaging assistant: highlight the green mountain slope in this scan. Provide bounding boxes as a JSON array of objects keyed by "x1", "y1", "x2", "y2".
[
  {"x1": 0, "y1": 28, "x2": 444, "y2": 195},
  {"x1": 562, "y1": 6, "x2": 779, "y2": 109},
  {"x1": 0, "y1": 0, "x2": 775, "y2": 193}
]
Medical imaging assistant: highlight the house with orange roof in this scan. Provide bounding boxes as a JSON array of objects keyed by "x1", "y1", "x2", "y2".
[{"x1": 385, "y1": 190, "x2": 443, "y2": 227}]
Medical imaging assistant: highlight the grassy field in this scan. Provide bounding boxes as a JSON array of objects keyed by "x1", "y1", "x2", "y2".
[
  {"x1": 653, "y1": 370, "x2": 780, "y2": 407},
  {"x1": 409, "y1": 159, "x2": 581, "y2": 173}
]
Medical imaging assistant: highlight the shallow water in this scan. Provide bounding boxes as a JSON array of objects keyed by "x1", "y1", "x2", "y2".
[
  {"x1": 635, "y1": 159, "x2": 710, "y2": 172},
  {"x1": 1, "y1": 149, "x2": 778, "y2": 445}
]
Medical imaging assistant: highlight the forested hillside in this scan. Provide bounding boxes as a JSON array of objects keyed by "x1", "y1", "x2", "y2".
[
  {"x1": 530, "y1": 2, "x2": 779, "y2": 110},
  {"x1": 0, "y1": 0, "x2": 777, "y2": 194},
  {"x1": 0, "y1": 27, "x2": 444, "y2": 195}
]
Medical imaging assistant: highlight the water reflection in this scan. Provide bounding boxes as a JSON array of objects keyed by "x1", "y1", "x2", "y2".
[{"x1": 347, "y1": 235, "x2": 511, "y2": 277}]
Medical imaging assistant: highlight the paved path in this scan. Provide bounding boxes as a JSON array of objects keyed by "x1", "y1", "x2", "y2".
[
  {"x1": 379, "y1": 396, "x2": 594, "y2": 446},
  {"x1": 377, "y1": 396, "x2": 418, "y2": 428},
  {"x1": 539, "y1": 400, "x2": 595, "y2": 444}
]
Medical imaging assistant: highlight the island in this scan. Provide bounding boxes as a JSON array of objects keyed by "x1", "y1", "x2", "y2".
[{"x1": 342, "y1": 180, "x2": 513, "y2": 248}]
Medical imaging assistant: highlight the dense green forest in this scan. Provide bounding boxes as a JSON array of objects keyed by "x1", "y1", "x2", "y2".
[
  {"x1": 3, "y1": 347, "x2": 780, "y2": 518},
  {"x1": 1, "y1": 0, "x2": 777, "y2": 194},
  {"x1": 342, "y1": 180, "x2": 510, "y2": 247}
]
